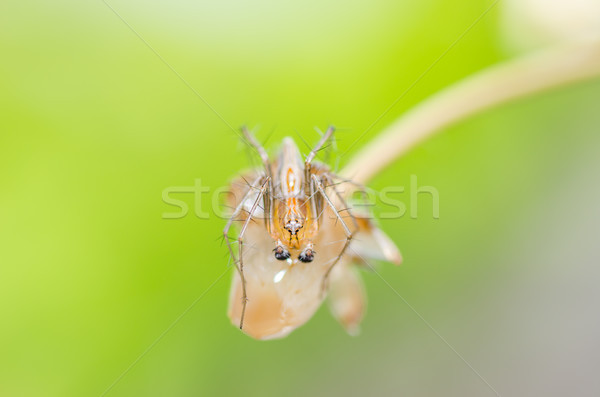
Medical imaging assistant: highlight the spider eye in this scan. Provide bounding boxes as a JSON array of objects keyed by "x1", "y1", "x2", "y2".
[
  {"x1": 273, "y1": 246, "x2": 290, "y2": 260},
  {"x1": 285, "y1": 220, "x2": 303, "y2": 236}
]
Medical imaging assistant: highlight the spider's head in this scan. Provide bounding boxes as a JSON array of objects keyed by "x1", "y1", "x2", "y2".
[{"x1": 284, "y1": 216, "x2": 303, "y2": 237}]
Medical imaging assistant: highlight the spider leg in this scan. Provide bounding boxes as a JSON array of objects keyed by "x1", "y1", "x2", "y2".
[
  {"x1": 242, "y1": 126, "x2": 275, "y2": 235},
  {"x1": 304, "y1": 126, "x2": 335, "y2": 221},
  {"x1": 312, "y1": 174, "x2": 356, "y2": 298},
  {"x1": 305, "y1": 126, "x2": 335, "y2": 167},
  {"x1": 323, "y1": 173, "x2": 359, "y2": 232},
  {"x1": 223, "y1": 175, "x2": 262, "y2": 258},
  {"x1": 236, "y1": 178, "x2": 269, "y2": 329},
  {"x1": 223, "y1": 176, "x2": 269, "y2": 330}
]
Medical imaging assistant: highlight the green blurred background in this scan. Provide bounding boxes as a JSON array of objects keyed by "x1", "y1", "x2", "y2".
[{"x1": 2, "y1": 0, "x2": 600, "y2": 396}]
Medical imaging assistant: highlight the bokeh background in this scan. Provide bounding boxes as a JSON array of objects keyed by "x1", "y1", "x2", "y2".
[{"x1": 2, "y1": 0, "x2": 600, "y2": 396}]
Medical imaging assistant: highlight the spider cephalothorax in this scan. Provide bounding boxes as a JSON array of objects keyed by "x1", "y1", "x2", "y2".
[{"x1": 271, "y1": 137, "x2": 318, "y2": 258}]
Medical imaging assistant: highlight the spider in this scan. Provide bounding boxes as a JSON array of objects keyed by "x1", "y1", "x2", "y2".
[{"x1": 223, "y1": 127, "x2": 401, "y2": 339}]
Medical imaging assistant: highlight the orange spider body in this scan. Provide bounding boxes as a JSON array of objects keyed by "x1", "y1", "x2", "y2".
[{"x1": 272, "y1": 138, "x2": 318, "y2": 253}]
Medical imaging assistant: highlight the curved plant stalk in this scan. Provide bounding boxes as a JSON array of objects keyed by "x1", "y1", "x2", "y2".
[{"x1": 341, "y1": 39, "x2": 600, "y2": 186}]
